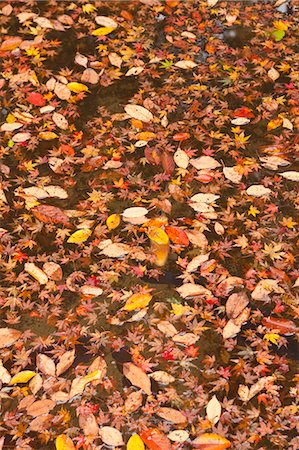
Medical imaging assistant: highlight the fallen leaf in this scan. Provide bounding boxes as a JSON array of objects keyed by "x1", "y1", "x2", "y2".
[
  {"x1": 10, "y1": 370, "x2": 36, "y2": 384},
  {"x1": 156, "y1": 407, "x2": 187, "y2": 424},
  {"x1": 124, "y1": 390, "x2": 143, "y2": 413},
  {"x1": 36, "y1": 354, "x2": 56, "y2": 377},
  {"x1": 56, "y1": 434, "x2": 75, "y2": 450},
  {"x1": 52, "y1": 112, "x2": 69, "y2": 130},
  {"x1": 99, "y1": 427, "x2": 124, "y2": 446},
  {"x1": 127, "y1": 434, "x2": 145, "y2": 450},
  {"x1": 67, "y1": 229, "x2": 92, "y2": 244},
  {"x1": 123, "y1": 362, "x2": 151, "y2": 395},
  {"x1": 106, "y1": 213, "x2": 121, "y2": 230},
  {"x1": 193, "y1": 433, "x2": 231, "y2": 449},
  {"x1": 206, "y1": 395, "x2": 221, "y2": 425},
  {"x1": 67, "y1": 82, "x2": 88, "y2": 93},
  {"x1": 25, "y1": 263, "x2": 48, "y2": 284},
  {"x1": 0, "y1": 328, "x2": 21, "y2": 348},
  {"x1": 124, "y1": 104, "x2": 153, "y2": 122},
  {"x1": 123, "y1": 293, "x2": 152, "y2": 311},
  {"x1": 27, "y1": 399, "x2": 56, "y2": 417},
  {"x1": 56, "y1": 350, "x2": 75, "y2": 376},
  {"x1": 140, "y1": 429, "x2": 172, "y2": 450}
]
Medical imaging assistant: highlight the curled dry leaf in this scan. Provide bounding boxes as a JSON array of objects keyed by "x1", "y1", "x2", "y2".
[{"x1": 123, "y1": 362, "x2": 151, "y2": 395}]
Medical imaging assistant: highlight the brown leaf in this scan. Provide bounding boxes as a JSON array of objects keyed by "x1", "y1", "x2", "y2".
[
  {"x1": 79, "y1": 413, "x2": 99, "y2": 437},
  {"x1": 124, "y1": 390, "x2": 143, "y2": 413},
  {"x1": 156, "y1": 407, "x2": 187, "y2": 424},
  {"x1": 36, "y1": 354, "x2": 56, "y2": 377},
  {"x1": 0, "y1": 328, "x2": 21, "y2": 348},
  {"x1": 161, "y1": 151, "x2": 175, "y2": 175},
  {"x1": 123, "y1": 362, "x2": 151, "y2": 395},
  {"x1": 56, "y1": 349, "x2": 75, "y2": 376},
  {"x1": 27, "y1": 399, "x2": 56, "y2": 417},
  {"x1": 226, "y1": 292, "x2": 249, "y2": 319},
  {"x1": 32, "y1": 205, "x2": 71, "y2": 226}
]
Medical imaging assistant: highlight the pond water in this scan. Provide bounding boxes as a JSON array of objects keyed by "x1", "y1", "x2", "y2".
[{"x1": 0, "y1": 1, "x2": 298, "y2": 449}]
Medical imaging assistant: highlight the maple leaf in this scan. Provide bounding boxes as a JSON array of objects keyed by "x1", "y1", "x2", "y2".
[
  {"x1": 248, "y1": 205, "x2": 260, "y2": 217},
  {"x1": 262, "y1": 243, "x2": 285, "y2": 260},
  {"x1": 264, "y1": 333, "x2": 280, "y2": 345}
]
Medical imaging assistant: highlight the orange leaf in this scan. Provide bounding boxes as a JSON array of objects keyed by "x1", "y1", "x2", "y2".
[
  {"x1": 172, "y1": 132, "x2": 190, "y2": 141},
  {"x1": 140, "y1": 429, "x2": 172, "y2": 450},
  {"x1": 165, "y1": 226, "x2": 189, "y2": 246},
  {"x1": 32, "y1": 205, "x2": 71, "y2": 226},
  {"x1": 193, "y1": 433, "x2": 231, "y2": 449}
]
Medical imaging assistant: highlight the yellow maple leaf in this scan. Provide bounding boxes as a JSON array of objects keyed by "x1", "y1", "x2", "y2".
[
  {"x1": 248, "y1": 205, "x2": 260, "y2": 217},
  {"x1": 82, "y1": 3, "x2": 96, "y2": 14},
  {"x1": 264, "y1": 333, "x2": 280, "y2": 345}
]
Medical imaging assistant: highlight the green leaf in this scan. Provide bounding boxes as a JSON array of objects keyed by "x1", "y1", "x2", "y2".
[{"x1": 272, "y1": 29, "x2": 285, "y2": 41}]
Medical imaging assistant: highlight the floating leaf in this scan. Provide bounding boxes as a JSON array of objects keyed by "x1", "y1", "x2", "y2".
[
  {"x1": 156, "y1": 407, "x2": 187, "y2": 424},
  {"x1": 272, "y1": 29, "x2": 285, "y2": 41},
  {"x1": 280, "y1": 171, "x2": 299, "y2": 181},
  {"x1": 140, "y1": 429, "x2": 172, "y2": 450},
  {"x1": 92, "y1": 26, "x2": 116, "y2": 36},
  {"x1": 123, "y1": 293, "x2": 152, "y2": 311},
  {"x1": 123, "y1": 362, "x2": 151, "y2": 395},
  {"x1": 246, "y1": 185, "x2": 271, "y2": 197},
  {"x1": 168, "y1": 430, "x2": 189, "y2": 443},
  {"x1": 174, "y1": 60, "x2": 197, "y2": 69},
  {"x1": 206, "y1": 395, "x2": 221, "y2": 425},
  {"x1": 165, "y1": 226, "x2": 189, "y2": 246},
  {"x1": 124, "y1": 390, "x2": 143, "y2": 413},
  {"x1": 124, "y1": 104, "x2": 153, "y2": 122},
  {"x1": 36, "y1": 354, "x2": 56, "y2": 377},
  {"x1": 27, "y1": 92, "x2": 46, "y2": 106},
  {"x1": 193, "y1": 433, "x2": 231, "y2": 449},
  {"x1": 67, "y1": 82, "x2": 88, "y2": 93},
  {"x1": 127, "y1": 434, "x2": 145, "y2": 450},
  {"x1": 32, "y1": 205, "x2": 71, "y2": 226},
  {"x1": 10, "y1": 370, "x2": 36, "y2": 384},
  {"x1": 52, "y1": 112, "x2": 69, "y2": 130},
  {"x1": 56, "y1": 350, "x2": 75, "y2": 376},
  {"x1": 25, "y1": 263, "x2": 48, "y2": 285},
  {"x1": 67, "y1": 229, "x2": 92, "y2": 244},
  {"x1": 262, "y1": 317, "x2": 298, "y2": 335},
  {"x1": 106, "y1": 214, "x2": 121, "y2": 230},
  {"x1": 56, "y1": 434, "x2": 75, "y2": 450},
  {"x1": 147, "y1": 227, "x2": 169, "y2": 245},
  {"x1": 99, "y1": 427, "x2": 124, "y2": 446},
  {"x1": 0, "y1": 328, "x2": 21, "y2": 348}
]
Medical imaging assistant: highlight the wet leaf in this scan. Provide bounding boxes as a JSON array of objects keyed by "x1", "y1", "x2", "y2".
[
  {"x1": 67, "y1": 229, "x2": 92, "y2": 244},
  {"x1": 67, "y1": 82, "x2": 88, "y2": 93},
  {"x1": 206, "y1": 395, "x2": 221, "y2": 425},
  {"x1": 125, "y1": 104, "x2": 153, "y2": 122},
  {"x1": 56, "y1": 434, "x2": 75, "y2": 450},
  {"x1": 140, "y1": 429, "x2": 172, "y2": 450},
  {"x1": 99, "y1": 427, "x2": 124, "y2": 446},
  {"x1": 123, "y1": 293, "x2": 152, "y2": 311},
  {"x1": 106, "y1": 213, "x2": 121, "y2": 230},
  {"x1": 165, "y1": 226, "x2": 189, "y2": 246},
  {"x1": 25, "y1": 263, "x2": 48, "y2": 284},
  {"x1": 127, "y1": 434, "x2": 145, "y2": 450},
  {"x1": 10, "y1": 370, "x2": 36, "y2": 384},
  {"x1": 0, "y1": 328, "x2": 21, "y2": 348},
  {"x1": 123, "y1": 362, "x2": 151, "y2": 395},
  {"x1": 193, "y1": 433, "x2": 231, "y2": 449},
  {"x1": 156, "y1": 407, "x2": 187, "y2": 424}
]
